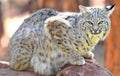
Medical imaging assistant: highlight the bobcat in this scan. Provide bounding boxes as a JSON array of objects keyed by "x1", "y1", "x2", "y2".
[{"x1": 8, "y1": 5, "x2": 114, "y2": 75}]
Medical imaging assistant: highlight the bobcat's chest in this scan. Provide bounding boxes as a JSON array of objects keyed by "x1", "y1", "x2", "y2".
[{"x1": 77, "y1": 30, "x2": 104, "y2": 55}]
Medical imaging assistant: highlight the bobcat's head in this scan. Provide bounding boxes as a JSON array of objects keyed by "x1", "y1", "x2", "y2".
[{"x1": 78, "y1": 4, "x2": 115, "y2": 40}]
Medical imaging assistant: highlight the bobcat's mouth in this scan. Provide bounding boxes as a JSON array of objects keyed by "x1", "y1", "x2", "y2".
[
  {"x1": 90, "y1": 30, "x2": 101, "y2": 34},
  {"x1": 85, "y1": 27, "x2": 101, "y2": 35}
]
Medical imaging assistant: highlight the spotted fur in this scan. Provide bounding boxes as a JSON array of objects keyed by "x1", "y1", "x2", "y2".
[{"x1": 8, "y1": 5, "x2": 114, "y2": 75}]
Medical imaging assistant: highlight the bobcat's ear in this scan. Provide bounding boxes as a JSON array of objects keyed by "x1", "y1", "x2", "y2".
[
  {"x1": 45, "y1": 16, "x2": 71, "y2": 39},
  {"x1": 105, "y1": 4, "x2": 115, "y2": 16},
  {"x1": 79, "y1": 5, "x2": 90, "y2": 14}
]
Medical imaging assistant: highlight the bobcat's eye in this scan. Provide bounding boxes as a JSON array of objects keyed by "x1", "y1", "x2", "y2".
[
  {"x1": 98, "y1": 21, "x2": 104, "y2": 25},
  {"x1": 87, "y1": 21, "x2": 93, "y2": 26}
]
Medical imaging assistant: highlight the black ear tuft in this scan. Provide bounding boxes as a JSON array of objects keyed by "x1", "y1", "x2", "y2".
[{"x1": 105, "y1": 4, "x2": 115, "y2": 11}]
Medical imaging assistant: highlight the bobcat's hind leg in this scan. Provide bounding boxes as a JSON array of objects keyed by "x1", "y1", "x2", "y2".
[{"x1": 9, "y1": 48, "x2": 32, "y2": 71}]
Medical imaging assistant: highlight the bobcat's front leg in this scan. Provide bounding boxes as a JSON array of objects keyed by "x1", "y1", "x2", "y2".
[{"x1": 66, "y1": 53, "x2": 86, "y2": 65}]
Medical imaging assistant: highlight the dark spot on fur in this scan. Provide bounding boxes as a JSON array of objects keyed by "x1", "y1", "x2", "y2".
[
  {"x1": 79, "y1": 36, "x2": 81, "y2": 38},
  {"x1": 86, "y1": 34, "x2": 89, "y2": 37},
  {"x1": 39, "y1": 52, "x2": 44, "y2": 56},
  {"x1": 83, "y1": 48, "x2": 86, "y2": 50},
  {"x1": 87, "y1": 48, "x2": 89, "y2": 51},
  {"x1": 16, "y1": 63, "x2": 21, "y2": 70},
  {"x1": 76, "y1": 40, "x2": 81, "y2": 43},
  {"x1": 86, "y1": 40, "x2": 90, "y2": 46},
  {"x1": 103, "y1": 33, "x2": 106, "y2": 37},
  {"x1": 21, "y1": 52, "x2": 26, "y2": 55},
  {"x1": 76, "y1": 47, "x2": 79, "y2": 50},
  {"x1": 58, "y1": 54, "x2": 61, "y2": 58},
  {"x1": 66, "y1": 48, "x2": 70, "y2": 50},
  {"x1": 64, "y1": 40, "x2": 67, "y2": 43},
  {"x1": 42, "y1": 60, "x2": 47, "y2": 63},
  {"x1": 23, "y1": 61, "x2": 28, "y2": 66},
  {"x1": 63, "y1": 34, "x2": 66, "y2": 36},
  {"x1": 74, "y1": 42, "x2": 78, "y2": 46},
  {"x1": 50, "y1": 57, "x2": 54, "y2": 61}
]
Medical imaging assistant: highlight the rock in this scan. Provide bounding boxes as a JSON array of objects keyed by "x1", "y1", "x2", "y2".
[
  {"x1": 0, "y1": 60, "x2": 113, "y2": 76},
  {"x1": 57, "y1": 59, "x2": 113, "y2": 76}
]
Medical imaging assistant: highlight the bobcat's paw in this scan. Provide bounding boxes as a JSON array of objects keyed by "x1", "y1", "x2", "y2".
[
  {"x1": 83, "y1": 52, "x2": 94, "y2": 59},
  {"x1": 68, "y1": 56, "x2": 85, "y2": 65}
]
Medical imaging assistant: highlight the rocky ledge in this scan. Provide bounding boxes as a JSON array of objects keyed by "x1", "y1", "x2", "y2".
[{"x1": 0, "y1": 59, "x2": 112, "y2": 76}]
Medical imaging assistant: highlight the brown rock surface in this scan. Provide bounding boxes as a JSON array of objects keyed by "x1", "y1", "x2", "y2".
[
  {"x1": 57, "y1": 60, "x2": 113, "y2": 76},
  {"x1": 0, "y1": 60, "x2": 112, "y2": 76}
]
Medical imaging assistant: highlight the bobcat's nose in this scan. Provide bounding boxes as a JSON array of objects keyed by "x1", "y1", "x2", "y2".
[{"x1": 91, "y1": 25, "x2": 100, "y2": 34}]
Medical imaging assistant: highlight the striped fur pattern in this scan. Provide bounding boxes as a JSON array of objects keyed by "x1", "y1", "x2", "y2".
[{"x1": 8, "y1": 5, "x2": 114, "y2": 75}]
